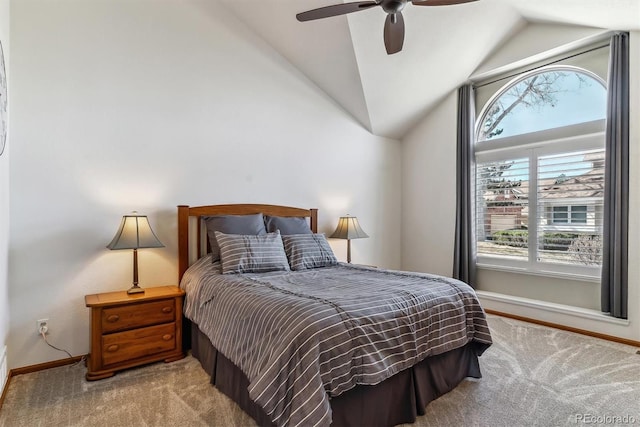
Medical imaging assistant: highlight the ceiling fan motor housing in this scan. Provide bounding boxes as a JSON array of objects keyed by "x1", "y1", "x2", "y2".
[{"x1": 382, "y1": 0, "x2": 407, "y2": 14}]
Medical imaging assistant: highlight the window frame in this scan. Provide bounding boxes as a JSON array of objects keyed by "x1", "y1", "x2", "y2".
[{"x1": 474, "y1": 66, "x2": 606, "y2": 281}]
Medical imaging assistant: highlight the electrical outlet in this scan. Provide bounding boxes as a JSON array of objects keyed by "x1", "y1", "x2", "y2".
[{"x1": 36, "y1": 319, "x2": 49, "y2": 335}]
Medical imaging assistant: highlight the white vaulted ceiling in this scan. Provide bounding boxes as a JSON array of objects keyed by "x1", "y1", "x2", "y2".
[{"x1": 217, "y1": 0, "x2": 640, "y2": 139}]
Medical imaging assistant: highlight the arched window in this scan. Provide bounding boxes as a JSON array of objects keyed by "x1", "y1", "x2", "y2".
[
  {"x1": 474, "y1": 66, "x2": 606, "y2": 277},
  {"x1": 477, "y1": 68, "x2": 606, "y2": 141}
]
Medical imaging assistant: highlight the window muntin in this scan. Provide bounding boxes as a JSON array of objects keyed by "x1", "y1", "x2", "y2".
[
  {"x1": 570, "y1": 206, "x2": 588, "y2": 223},
  {"x1": 474, "y1": 67, "x2": 605, "y2": 278}
]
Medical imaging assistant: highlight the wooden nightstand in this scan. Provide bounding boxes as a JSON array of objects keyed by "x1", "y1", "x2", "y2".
[{"x1": 85, "y1": 285, "x2": 185, "y2": 381}]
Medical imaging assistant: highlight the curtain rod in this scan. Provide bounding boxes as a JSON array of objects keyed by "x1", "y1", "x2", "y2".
[{"x1": 473, "y1": 42, "x2": 610, "y2": 89}]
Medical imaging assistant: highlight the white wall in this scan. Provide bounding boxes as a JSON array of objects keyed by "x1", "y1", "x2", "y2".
[
  {"x1": 402, "y1": 26, "x2": 640, "y2": 341},
  {"x1": 7, "y1": 0, "x2": 401, "y2": 369},
  {"x1": 0, "y1": 0, "x2": 8, "y2": 391},
  {"x1": 401, "y1": 91, "x2": 457, "y2": 277}
]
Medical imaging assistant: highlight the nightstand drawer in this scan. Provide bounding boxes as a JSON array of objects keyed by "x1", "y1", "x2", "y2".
[
  {"x1": 102, "y1": 323, "x2": 176, "y2": 366},
  {"x1": 101, "y1": 299, "x2": 175, "y2": 333}
]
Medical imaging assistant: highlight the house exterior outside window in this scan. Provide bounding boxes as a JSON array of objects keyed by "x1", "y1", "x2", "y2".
[{"x1": 474, "y1": 66, "x2": 606, "y2": 278}]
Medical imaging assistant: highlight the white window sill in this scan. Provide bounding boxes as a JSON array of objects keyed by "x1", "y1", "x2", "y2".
[
  {"x1": 476, "y1": 290, "x2": 630, "y2": 327},
  {"x1": 477, "y1": 262, "x2": 601, "y2": 283}
]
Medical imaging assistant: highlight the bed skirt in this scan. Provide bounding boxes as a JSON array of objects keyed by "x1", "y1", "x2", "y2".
[{"x1": 190, "y1": 322, "x2": 482, "y2": 427}]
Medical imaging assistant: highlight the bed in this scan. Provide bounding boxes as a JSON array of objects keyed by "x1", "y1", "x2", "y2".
[{"x1": 177, "y1": 204, "x2": 492, "y2": 427}]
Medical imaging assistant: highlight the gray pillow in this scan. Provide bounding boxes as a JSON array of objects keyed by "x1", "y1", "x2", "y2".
[
  {"x1": 282, "y1": 234, "x2": 338, "y2": 271},
  {"x1": 264, "y1": 215, "x2": 312, "y2": 235},
  {"x1": 215, "y1": 231, "x2": 290, "y2": 274},
  {"x1": 204, "y1": 214, "x2": 267, "y2": 262}
]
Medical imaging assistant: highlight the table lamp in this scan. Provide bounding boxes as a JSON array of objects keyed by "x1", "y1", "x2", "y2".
[
  {"x1": 329, "y1": 215, "x2": 369, "y2": 263},
  {"x1": 107, "y1": 212, "x2": 164, "y2": 294}
]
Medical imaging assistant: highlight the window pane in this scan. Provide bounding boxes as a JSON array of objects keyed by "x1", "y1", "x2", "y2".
[
  {"x1": 478, "y1": 70, "x2": 606, "y2": 142},
  {"x1": 476, "y1": 158, "x2": 529, "y2": 261},
  {"x1": 537, "y1": 150, "x2": 604, "y2": 265},
  {"x1": 571, "y1": 206, "x2": 588, "y2": 223},
  {"x1": 554, "y1": 215, "x2": 569, "y2": 223},
  {"x1": 552, "y1": 206, "x2": 569, "y2": 223}
]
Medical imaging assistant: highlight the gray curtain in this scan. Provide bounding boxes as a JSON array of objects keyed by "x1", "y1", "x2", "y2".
[
  {"x1": 453, "y1": 84, "x2": 476, "y2": 286},
  {"x1": 601, "y1": 32, "x2": 629, "y2": 319}
]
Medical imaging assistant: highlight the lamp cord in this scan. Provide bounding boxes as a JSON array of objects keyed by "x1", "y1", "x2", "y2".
[{"x1": 40, "y1": 331, "x2": 85, "y2": 366}]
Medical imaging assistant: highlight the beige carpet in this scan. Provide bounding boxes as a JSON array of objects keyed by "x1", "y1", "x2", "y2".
[{"x1": 1, "y1": 315, "x2": 639, "y2": 427}]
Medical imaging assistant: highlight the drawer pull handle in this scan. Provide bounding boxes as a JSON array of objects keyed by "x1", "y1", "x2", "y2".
[
  {"x1": 106, "y1": 315, "x2": 120, "y2": 323},
  {"x1": 161, "y1": 307, "x2": 173, "y2": 314},
  {"x1": 162, "y1": 334, "x2": 173, "y2": 341},
  {"x1": 106, "y1": 344, "x2": 119, "y2": 352}
]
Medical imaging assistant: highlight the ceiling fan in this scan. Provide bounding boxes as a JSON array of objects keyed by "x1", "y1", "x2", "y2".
[{"x1": 296, "y1": 0, "x2": 478, "y2": 55}]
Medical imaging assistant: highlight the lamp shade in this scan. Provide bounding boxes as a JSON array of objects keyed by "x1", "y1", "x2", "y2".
[
  {"x1": 329, "y1": 216, "x2": 369, "y2": 240},
  {"x1": 107, "y1": 213, "x2": 164, "y2": 250}
]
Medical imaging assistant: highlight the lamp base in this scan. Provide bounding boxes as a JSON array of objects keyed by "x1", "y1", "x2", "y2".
[{"x1": 127, "y1": 284, "x2": 145, "y2": 295}]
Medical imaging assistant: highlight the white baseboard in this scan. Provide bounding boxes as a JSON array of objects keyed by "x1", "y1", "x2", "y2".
[{"x1": 0, "y1": 345, "x2": 6, "y2": 393}]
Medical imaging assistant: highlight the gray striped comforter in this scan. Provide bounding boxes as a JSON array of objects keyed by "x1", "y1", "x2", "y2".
[{"x1": 181, "y1": 257, "x2": 492, "y2": 427}]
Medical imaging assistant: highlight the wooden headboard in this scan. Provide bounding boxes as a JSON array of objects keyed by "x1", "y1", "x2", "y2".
[{"x1": 177, "y1": 204, "x2": 318, "y2": 281}]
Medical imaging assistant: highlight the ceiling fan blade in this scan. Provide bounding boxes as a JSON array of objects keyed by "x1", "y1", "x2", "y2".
[
  {"x1": 296, "y1": 1, "x2": 378, "y2": 22},
  {"x1": 412, "y1": 0, "x2": 478, "y2": 5},
  {"x1": 383, "y1": 12, "x2": 404, "y2": 55}
]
